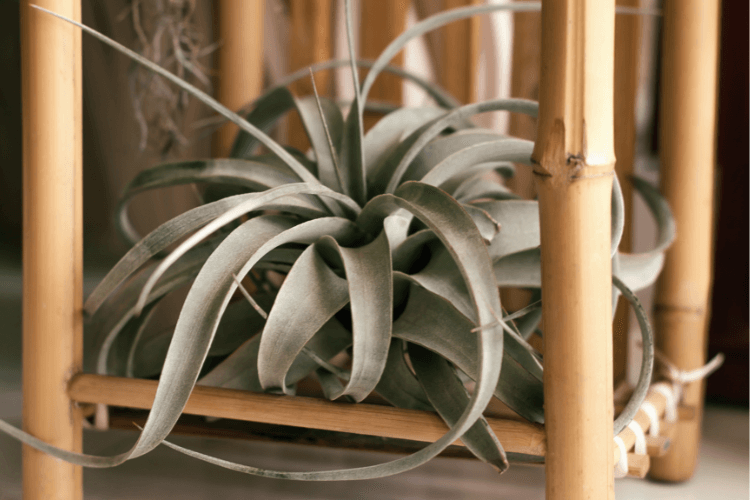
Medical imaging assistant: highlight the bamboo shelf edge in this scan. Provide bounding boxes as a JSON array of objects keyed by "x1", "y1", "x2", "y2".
[{"x1": 68, "y1": 374, "x2": 547, "y2": 457}]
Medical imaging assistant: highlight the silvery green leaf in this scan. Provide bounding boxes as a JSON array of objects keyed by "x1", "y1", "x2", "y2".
[
  {"x1": 132, "y1": 183, "x2": 360, "y2": 314},
  {"x1": 462, "y1": 204, "x2": 500, "y2": 245},
  {"x1": 339, "y1": 0, "x2": 367, "y2": 205},
  {"x1": 408, "y1": 343, "x2": 509, "y2": 472},
  {"x1": 471, "y1": 200, "x2": 540, "y2": 259},
  {"x1": 257, "y1": 244, "x2": 351, "y2": 394},
  {"x1": 612, "y1": 276, "x2": 654, "y2": 436},
  {"x1": 415, "y1": 139, "x2": 534, "y2": 190},
  {"x1": 275, "y1": 59, "x2": 460, "y2": 110},
  {"x1": 294, "y1": 95, "x2": 345, "y2": 192},
  {"x1": 373, "y1": 339, "x2": 432, "y2": 411},
  {"x1": 382, "y1": 99, "x2": 537, "y2": 193},
  {"x1": 313, "y1": 231, "x2": 393, "y2": 401},
  {"x1": 364, "y1": 107, "x2": 446, "y2": 178},
  {"x1": 494, "y1": 248, "x2": 541, "y2": 288},
  {"x1": 452, "y1": 172, "x2": 520, "y2": 203},
  {"x1": 392, "y1": 281, "x2": 544, "y2": 424}
]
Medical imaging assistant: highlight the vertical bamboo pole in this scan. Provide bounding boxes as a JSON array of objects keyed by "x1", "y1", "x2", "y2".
[
  {"x1": 359, "y1": 0, "x2": 409, "y2": 130},
  {"x1": 612, "y1": 0, "x2": 641, "y2": 384},
  {"x1": 649, "y1": 0, "x2": 721, "y2": 482},
  {"x1": 287, "y1": 0, "x2": 333, "y2": 152},
  {"x1": 213, "y1": 0, "x2": 265, "y2": 157},
  {"x1": 21, "y1": 1, "x2": 83, "y2": 499},
  {"x1": 532, "y1": 1, "x2": 616, "y2": 498},
  {"x1": 439, "y1": 0, "x2": 481, "y2": 104}
]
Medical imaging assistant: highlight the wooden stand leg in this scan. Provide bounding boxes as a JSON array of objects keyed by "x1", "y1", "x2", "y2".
[
  {"x1": 213, "y1": 0, "x2": 265, "y2": 157},
  {"x1": 21, "y1": 1, "x2": 83, "y2": 499},
  {"x1": 649, "y1": 0, "x2": 721, "y2": 483},
  {"x1": 533, "y1": 1, "x2": 616, "y2": 498}
]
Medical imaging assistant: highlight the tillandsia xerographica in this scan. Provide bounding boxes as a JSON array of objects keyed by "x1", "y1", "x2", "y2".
[{"x1": 2, "y1": 1, "x2": 673, "y2": 480}]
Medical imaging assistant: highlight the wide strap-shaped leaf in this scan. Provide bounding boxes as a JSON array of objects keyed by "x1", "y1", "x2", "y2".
[
  {"x1": 471, "y1": 200, "x2": 540, "y2": 259},
  {"x1": 314, "y1": 230, "x2": 393, "y2": 401},
  {"x1": 294, "y1": 96, "x2": 345, "y2": 192},
  {"x1": 364, "y1": 107, "x2": 447, "y2": 178},
  {"x1": 392, "y1": 281, "x2": 544, "y2": 424},
  {"x1": 257, "y1": 244, "x2": 351, "y2": 394},
  {"x1": 132, "y1": 184, "x2": 360, "y2": 314},
  {"x1": 408, "y1": 343, "x2": 509, "y2": 472},
  {"x1": 415, "y1": 139, "x2": 534, "y2": 189},
  {"x1": 381, "y1": 99, "x2": 537, "y2": 193},
  {"x1": 373, "y1": 339, "x2": 432, "y2": 411},
  {"x1": 339, "y1": 0, "x2": 367, "y2": 205}
]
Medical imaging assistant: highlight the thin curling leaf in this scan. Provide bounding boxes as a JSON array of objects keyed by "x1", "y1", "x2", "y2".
[
  {"x1": 383, "y1": 99, "x2": 538, "y2": 193},
  {"x1": 257, "y1": 244, "x2": 351, "y2": 394},
  {"x1": 115, "y1": 158, "x2": 309, "y2": 244},
  {"x1": 230, "y1": 87, "x2": 296, "y2": 159},
  {"x1": 274, "y1": 59, "x2": 460, "y2": 110},
  {"x1": 314, "y1": 230, "x2": 393, "y2": 402},
  {"x1": 462, "y1": 204, "x2": 501, "y2": 245},
  {"x1": 360, "y1": 4, "x2": 543, "y2": 104},
  {"x1": 611, "y1": 175, "x2": 625, "y2": 257},
  {"x1": 392, "y1": 281, "x2": 544, "y2": 424},
  {"x1": 374, "y1": 339, "x2": 433, "y2": 411},
  {"x1": 628, "y1": 176, "x2": 676, "y2": 254},
  {"x1": 612, "y1": 276, "x2": 655, "y2": 436},
  {"x1": 32, "y1": 6, "x2": 317, "y2": 186},
  {"x1": 408, "y1": 343, "x2": 509, "y2": 472},
  {"x1": 133, "y1": 183, "x2": 360, "y2": 314},
  {"x1": 340, "y1": 0, "x2": 367, "y2": 205}
]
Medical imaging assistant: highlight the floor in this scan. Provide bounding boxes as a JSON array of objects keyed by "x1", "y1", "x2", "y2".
[{"x1": 0, "y1": 254, "x2": 747, "y2": 499}]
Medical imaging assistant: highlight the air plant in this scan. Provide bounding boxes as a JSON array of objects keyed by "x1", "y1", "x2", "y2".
[{"x1": 3, "y1": 1, "x2": 673, "y2": 481}]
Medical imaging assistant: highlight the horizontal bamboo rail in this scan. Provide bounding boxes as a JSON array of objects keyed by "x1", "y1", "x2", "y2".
[
  {"x1": 70, "y1": 373, "x2": 679, "y2": 478},
  {"x1": 68, "y1": 374, "x2": 547, "y2": 456}
]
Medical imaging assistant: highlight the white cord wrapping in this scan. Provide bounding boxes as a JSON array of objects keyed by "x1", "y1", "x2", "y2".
[
  {"x1": 641, "y1": 401, "x2": 660, "y2": 436},
  {"x1": 651, "y1": 382, "x2": 678, "y2": 422},
  {"x1": 627, "y1": 420, "x2": 647, "y2": 455},
  {"x1": 614, "y1": 436, "x2": 629, "y2": 478}
]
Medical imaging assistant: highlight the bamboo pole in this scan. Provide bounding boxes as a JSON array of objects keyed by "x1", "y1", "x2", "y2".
[
  {"x1": 212, "y1": 0, "x2": 265, "y2": 157},
  {"x1": 649, "y1": 0, "x2": 721, "y2": 482},
  {"x1": 287, "y1": 0, "x2": 334, "y2": 152},
  {"x1": 532, "y1": 1, "x2": 616, "y2": 498},
  {"x1": 612, "y1": 0, "x2": 641, "y2": 384},
  {"x1": 68, "y1": 374, "x2": 547, "y2": 457},
  {"x1": 21, "y1": 1, "x2": 83, "y2": 498},
  {"x1": 438, "y1": 0, "x2": 481, "y2": 104},
  {"x1": 359, "y1": 0, "x2": 409, "y2": 130}
]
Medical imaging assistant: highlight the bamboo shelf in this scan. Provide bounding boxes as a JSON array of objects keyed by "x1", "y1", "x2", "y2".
[{"x1": 19, "y1": 0, "x2": 721, "y2": 498}]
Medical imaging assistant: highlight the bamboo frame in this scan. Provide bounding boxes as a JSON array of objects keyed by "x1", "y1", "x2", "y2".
[
  {"x1": 21, "y1": 1, "x2": 83, "y2": 498},
  {"x1": 69, "y1": 374, "x2": 547, "y2": 457},
  {"x1": 532, "y1": 0, "x2": 616, "y2": 498},
  {"x1": 649, "y1": 0, "x2": 721, "y2": 482},
  {"x1": 212, "y1": 0, "x2": 265, "y2": 157}
]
